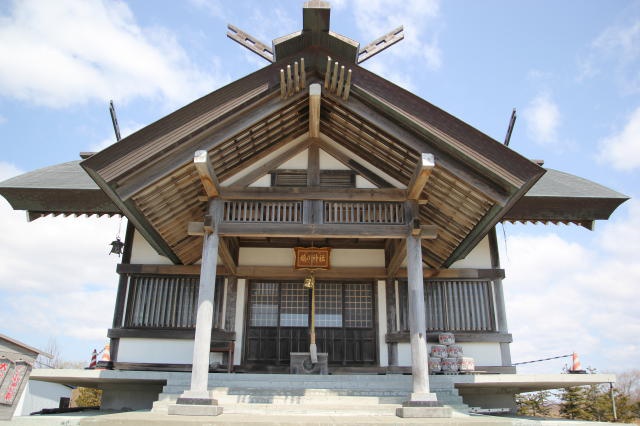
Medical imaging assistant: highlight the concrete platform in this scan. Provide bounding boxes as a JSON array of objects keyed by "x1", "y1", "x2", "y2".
[{"x1": 3, "y1": 411, "x2": 620, "y2": 425}]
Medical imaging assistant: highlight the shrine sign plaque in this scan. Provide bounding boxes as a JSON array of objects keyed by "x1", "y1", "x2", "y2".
[{"x1": 294, "y1": 247, "x2": 331, "y2": 270}]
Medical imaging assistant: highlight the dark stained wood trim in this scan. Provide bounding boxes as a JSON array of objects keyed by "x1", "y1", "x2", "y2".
[
  {"x1": 218, "y1": 222, "x2": 414, "y2": 239},
  {"x1": 111, "y1": 221, "x2": 135, "y2": 363},
  {"x1": 385, "y1": 331, "x2": 513, "y2": 344},
  {"x1": 219, "y1": 186, "x2": 406, "y2": 201},
  {"x1": 307, "y1": 144, "x2": 320, "y2": 186},
  {"x1": 385, "y1": 239, "x2": 406, "y2": 278},
  {"x1": 117, "y1": 263, "x2": 504, "y2": 280}
]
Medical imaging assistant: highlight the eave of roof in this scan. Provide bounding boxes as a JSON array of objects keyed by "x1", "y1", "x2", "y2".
[
  {"x1": 504, "y1": 169, "x2": 629, "y2": 228},
  {"x1": 0, "y1": 160, "x2": 121, "y2": 219}
]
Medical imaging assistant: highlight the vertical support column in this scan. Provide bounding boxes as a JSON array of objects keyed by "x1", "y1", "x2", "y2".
[
  {"x1": 405, "y1": 233, "x2": 434, "y2": 400},
  {"x1": 397, "y1": 202, "x2": 451, "y2": 418},
  {"x1": 169, "y1": 199, "x2": 223, "y2": 416},
  {"x1": 488, "y1": 227, "x2": 512, "y2": 367},
  {"x1": 376, "y1": 280, "x2": 389, "y2": 367}
]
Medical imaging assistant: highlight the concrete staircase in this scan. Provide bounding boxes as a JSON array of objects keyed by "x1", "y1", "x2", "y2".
[{"x1": 152, "y1": 373, "x2": 468, "y2": 416}]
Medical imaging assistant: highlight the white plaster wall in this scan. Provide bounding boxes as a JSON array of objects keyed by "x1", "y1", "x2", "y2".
[
  {"x1": 278, "y1": 150, "x2": 308, "y2": 169},
  {"x1": 396, "y1": 342, "x2": 502, "y2": 367},
  {"x1": 248, "y1": 174, "x2": 271, "y2": 188},
  {"x1": 239, "y1": 248, "x2": 293, "y2": 266},
  {"x1": 221, "y1": 134, "x2": 307, "y2": 186},
  {"x1": 15, "y1": 381, "x2": 71, "y2": 416},
  {"x1": 356, "y1": 175, "x2": 377, "y2": 189},
  {"x1": 330, "y1": 249, "x2": 385, "y2": 267},
  {"x1": 319, "y1": 149, "x2": 349, "y2": 170},
  {"x1": 117, "y1": 338, "x2": 193, "y2": 364},
  {"x1": 376, "y1": 280, "x2": 388, "y2": 367},
  {"x1": 130, "y1": 230, "x2": 173, "y2": 265},
  {"x1": 397, "y1": 343, "x2": 412, "y2": 366},
  {"x1": 449, "y1": 236, "x2": 492, "y2": 269}
]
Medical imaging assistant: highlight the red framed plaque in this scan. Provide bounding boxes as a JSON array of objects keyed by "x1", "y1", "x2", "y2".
[{"x1": 294, "y1": 247, "x2": 331, "y2": 270}]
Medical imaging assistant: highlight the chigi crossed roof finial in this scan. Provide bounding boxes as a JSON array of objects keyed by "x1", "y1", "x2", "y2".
[{"x1": 227, "y1": 1, "x2": 404, "y2": 64}]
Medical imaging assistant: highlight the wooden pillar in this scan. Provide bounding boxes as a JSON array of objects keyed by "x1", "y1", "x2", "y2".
[
  {"x1": 170, "y1": 199, "x2": 223, "y2": 416},
  {"x1": 488, "y1": 227, "x2": 511, "y2": 366},
  {"x1": 396, "y1": 202, "x2": 451, "y2": 417},
  {"x1": 406, "y1": 233, "x2": 436, "y2": 399}
]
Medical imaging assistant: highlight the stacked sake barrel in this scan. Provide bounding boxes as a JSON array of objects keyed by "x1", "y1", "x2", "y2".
[{"x1": 428, "y1": 332, "x2": 475, "y2": 374}]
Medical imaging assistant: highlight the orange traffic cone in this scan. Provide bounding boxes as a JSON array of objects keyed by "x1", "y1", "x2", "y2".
[
  {"x1": 96, "y1": 344, "x2": 113, "y2": 370},
  {"x1": 569, "y1": 352, "x2": 586, "y2": 374},
  {"x1": 87, "y1": 349, "x2": 97, "y2": 369}
]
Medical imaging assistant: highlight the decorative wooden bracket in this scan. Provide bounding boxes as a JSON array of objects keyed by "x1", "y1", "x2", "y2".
[
  {"x1": 324, "y1": 56, "x2": 352, "y2": 100},
  {"x1": 280, "y1": 58, "x2": 306, "y2": 99},
  {"x1": 194, "y1": 150, "x2": 220, "y2": 199},
  {"x1": 227, "y1": 24, "x2": 274, "y2": 63},
  {"x1": 407, "y1": 153, "x2": 435, "y2": 201},
  {"x1": 357, "y1": 26, "x2": 404, "y2": 64}
]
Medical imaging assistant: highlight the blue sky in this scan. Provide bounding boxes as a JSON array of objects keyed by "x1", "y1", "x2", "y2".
[{"x1": 0, "y1": 0, "x2": 638, "y2": 375}]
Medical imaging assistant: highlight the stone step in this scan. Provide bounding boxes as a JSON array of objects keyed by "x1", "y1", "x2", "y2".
[{"x1": 160, "y1": 386, "x2": 411, "y2": 396}]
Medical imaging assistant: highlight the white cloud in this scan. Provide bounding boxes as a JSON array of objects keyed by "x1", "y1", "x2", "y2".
[
  {"x1": 88, "y1": 122, "x2": 145, "y2": 153},
  {"x1": 189, "y1": 0, "x2": 226, "y2": 19},
  {"x1": 351, "y1": 0, "x2": 442, "y2": 81},
  {"x1": 581, "y1": 20, "x2": 640, "y2": 93},
  {"x1": 523, "y1": 92, "x2": 561, "y2": 145},
  {"x1": 502, "y1": 200, "x2": 640, "y2": 374},
  {"x1": 0, "y1": 161, "x2": 22, "y2": 181},
  {"x1": 598, "y1": 106, "x2": 640, "y2": 171},
  {"x1": 0, "y1": 198, "x2": 122, "y2": 358},
  {"x1": 0, "y1": 0, "x2": 228, "y2": 108}
]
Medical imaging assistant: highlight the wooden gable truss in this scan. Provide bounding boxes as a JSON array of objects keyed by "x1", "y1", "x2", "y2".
[{"x1": 81, "y1": 49, "x2": 544, "y2": 272}]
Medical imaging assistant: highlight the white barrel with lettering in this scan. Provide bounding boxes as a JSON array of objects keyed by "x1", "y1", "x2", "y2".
[
  {"x1": 438, "y1": 332, "x2": 455, "y2": 345},
  {"x1": 430, "y1": 345, "x2": 448, "y2": 358},
  {"x1": 447, "y1": 344, "x2": 463, "y2": 358},
  {"x1": 441, "y1": 357, "x2": 459, "y2": 372},
  {"x1": 428, "y1": 357, "x2": 442, "y2": 373},
  {"x1": 458, "y1": 357, "x2": 475, "y2": 372}
]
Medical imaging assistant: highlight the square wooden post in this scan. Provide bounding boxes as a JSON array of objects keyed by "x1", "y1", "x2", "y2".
[{"x1": 169, "y1": 198, "x2": 223, "y2": 416}]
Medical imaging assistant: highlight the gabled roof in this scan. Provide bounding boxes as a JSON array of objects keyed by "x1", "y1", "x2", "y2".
[
  {"x1": 0, "y1": 3, "x2": 628, "y2": 269},
  {"x1": 77, "y1": 41, "x2": 544, "y2": 267}
]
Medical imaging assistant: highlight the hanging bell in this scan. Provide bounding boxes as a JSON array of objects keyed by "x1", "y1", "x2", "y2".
[
  {"x1": 109, "y1": 237, "x2": 125, "y2": 256},
  {"x1": 303, "y1": 272, "x2": 315, "y2": 289}
]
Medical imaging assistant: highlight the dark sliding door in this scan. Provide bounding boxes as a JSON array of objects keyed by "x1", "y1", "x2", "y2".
[{"x1": 245, "y1": 280, "x2": 376, "y2": 366}]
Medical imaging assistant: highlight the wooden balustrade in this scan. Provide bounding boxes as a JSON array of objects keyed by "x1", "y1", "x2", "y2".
[{"x1": 324, "y1": 201, "x2": 405, "y2": 224}]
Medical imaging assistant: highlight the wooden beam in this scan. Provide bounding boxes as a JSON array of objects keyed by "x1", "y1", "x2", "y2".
[
  {"x1": 217, "y1": 222, "x2": 437, "y2": 239},
  {"x1": 358, "y1": 26, "x2": 404, "y2": 64},
  {"x1": 407, "y1": 153, "x2": 435, "y2": 200},
  {"x1": 116, "y1": 263, "x2": 504, "y2": 280},
  {"x1": 188, "y1": 221, "x2": 205, "y2": 236},
  {"x1": 309, "y1": 83, "x2": 321, "y2": 138},
  {"x1": 218, "y1": 237, "x2": 237, "y2": 275},
  {"x1": 194, "y1": 150, "x2": 220, "y2": 198},
  {"x1": 386, "y1": 239, "x2": 406, "y2": 278},
  {"x1": 226, "y1": 24, "x2": 274, "y2": 62},
  {"x1": 220, "y1": 186, "x2": 406, "y2": 201}
]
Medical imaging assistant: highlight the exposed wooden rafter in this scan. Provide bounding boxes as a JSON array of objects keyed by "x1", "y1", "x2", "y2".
[
  {"x1": 407, "y1": 153, "x2": 435, "y2": 201},
  {"x1": 193, "y1": 150, "x2": 220, "y2": 199}
]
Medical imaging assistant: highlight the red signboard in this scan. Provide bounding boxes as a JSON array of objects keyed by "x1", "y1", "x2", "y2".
[{"x1": 294, "y1": 247, "x2": 331, "y2": 270}]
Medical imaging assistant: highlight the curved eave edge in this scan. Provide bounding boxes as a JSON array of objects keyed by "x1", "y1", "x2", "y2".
[
  {"x1": 0, "y1": 187, "x2": 121, "y2": 216},
  {"x1": 503, "y1": 195, "x2": 630, "y2": 223}
]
